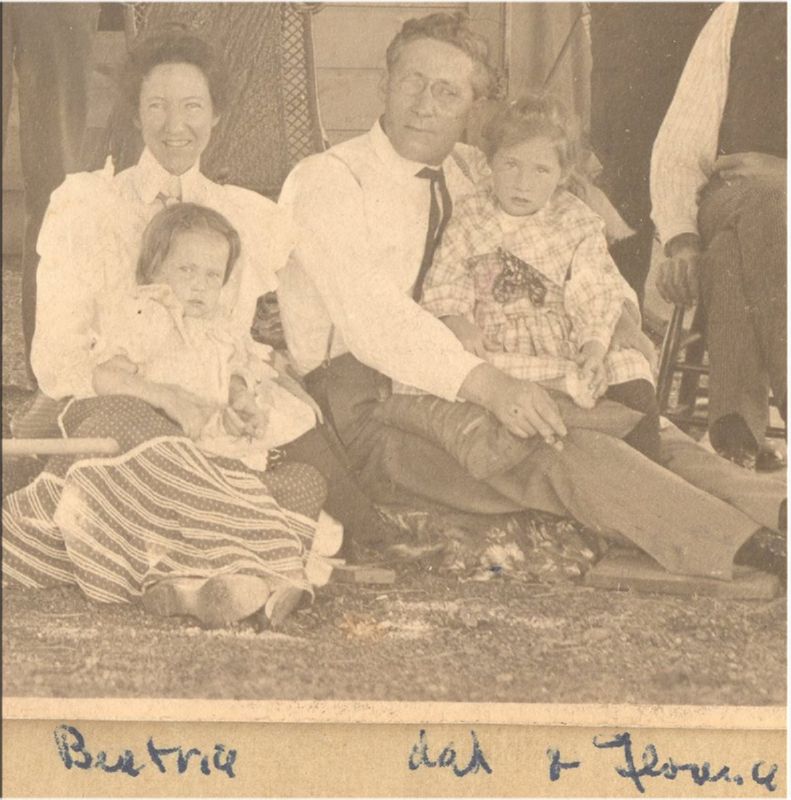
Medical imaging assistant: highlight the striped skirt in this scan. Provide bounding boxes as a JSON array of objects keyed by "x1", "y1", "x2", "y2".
[{"x1": 2, "y1": 396, "x2": 324, "y2": 603}]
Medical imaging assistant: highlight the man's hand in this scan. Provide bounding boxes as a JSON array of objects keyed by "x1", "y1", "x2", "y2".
[
  {"x1": 656, "y1": 233, "x2": 702, "y2": 307},
  {"x1": 459, "y1": 363, "x2": 568, "y2": 449},
  {"x1": 492, "y1": 374, "x2": 567, "y2": 448},
  {"x1": 442, "y1": 314, "x2": 503, "y2": 359},
  {"x1": 713, "y1": 152, "x2": 786, "y2": 183},
  {"x1": 575, "y1": 340, "x2": 608, "y2": 399},
  {"x1": 497, "y1": 377, "x2": 568, "y2": 448}
]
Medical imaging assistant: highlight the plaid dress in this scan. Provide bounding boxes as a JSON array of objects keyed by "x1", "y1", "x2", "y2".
[{"x1": 419, "y1": 187, "x2": 653, "y2": 387}]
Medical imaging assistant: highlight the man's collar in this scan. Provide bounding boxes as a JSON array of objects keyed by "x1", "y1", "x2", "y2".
[
  {"x1": 369, "y1": 118, "x2": 452, "y2": 181},
  {"x1": 133, "y1": 148, "x2": 205, "y2": 204}
]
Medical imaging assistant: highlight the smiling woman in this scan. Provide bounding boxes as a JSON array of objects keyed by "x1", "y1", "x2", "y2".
[
  {"x1": 30, "y1": 28, "x2": 288, "y2": 401},
  {"x1": 2, "y1": 28, "x2": 349, "y2": 629},
  {"x1": 135, "y1": 62, "x2": 220, "y2": 177}
]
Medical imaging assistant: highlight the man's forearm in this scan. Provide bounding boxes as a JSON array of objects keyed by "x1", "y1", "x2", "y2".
[{"x1": 457, "y1": 362, "x2": 510, "y2": 413}]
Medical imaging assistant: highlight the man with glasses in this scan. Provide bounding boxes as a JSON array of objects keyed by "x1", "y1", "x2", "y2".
[
  {"x1": 277, "y1": 12, "x2": 785, "y2": 578},
  {"x1": 278, "y1": 13, "x2": 568, "y2": 512}
]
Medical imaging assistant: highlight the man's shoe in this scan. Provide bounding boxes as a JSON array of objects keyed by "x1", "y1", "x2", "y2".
[
  {"x1": 734, "y1": 528, "x2": 787, "y2": 581},
  {"x1": 756, "y1": 444, "x2": 787, "y2": 473}
]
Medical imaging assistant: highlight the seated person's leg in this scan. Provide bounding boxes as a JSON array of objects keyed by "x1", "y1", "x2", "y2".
[
  {"x1": 259, "y1": 461, "x2": 327, "y2": 521},
  {"x1": 372, "y1": 394, "x2": 539, "y2": 480},
  {"x1": 728, "y1": 180, "x2": 787, "y2": 412},
  {"x1": 604, "y1": 379, "x2": 661, "y2": 461},
  {"x1": 659, "y1": 421, "x2": 786, "y2": 533},
  {"x1": 699, "y1": 178, "x2": 786, "y2": 460},
  {"x1": 373, "y1": 391, "x2": 644, "y2": 480},
  {"x1": 277, "y1": 426, "x2": 397, "y2": 546}
]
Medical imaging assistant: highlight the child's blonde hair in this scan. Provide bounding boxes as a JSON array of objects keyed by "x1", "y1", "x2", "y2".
[{"x1": 481, "y1": 92, "x2": 579, "y2": 178}]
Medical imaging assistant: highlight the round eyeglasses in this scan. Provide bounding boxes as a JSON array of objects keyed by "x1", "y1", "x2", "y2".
[{"x1": 390, "y1": 73, "x2": 471, "y2": 114}]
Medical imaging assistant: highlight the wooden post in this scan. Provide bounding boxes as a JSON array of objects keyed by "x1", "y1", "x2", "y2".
[{"x1": 2, "y1": 438, "x2": 120, "y2": 458}]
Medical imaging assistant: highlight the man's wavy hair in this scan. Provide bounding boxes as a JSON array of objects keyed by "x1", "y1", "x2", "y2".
[
  {"x1": 120, "y1": 26, "x2": 231, "y2": 115},
  {"x1": 385, "y1": 12, "x2": 498, "y2": 100},
  {"x1": 137, "y1": 203, "x2": 241, "y2": 286}
]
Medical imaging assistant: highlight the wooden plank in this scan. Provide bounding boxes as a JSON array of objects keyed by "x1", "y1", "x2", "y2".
[
  {"x1": 2, "y1": 438, "x2": 120, "y2": 458},
  {"x1": 332, "y1": 564, "x2": 396, "y2": 585},
  {"x1": 316, "y1": 68, "x2": 383, "y2": 133},
  {"x1": 2, "y1": 191, "x2": 24, "y2": 256},
  {"x1": 468, "y1": 3, "x2": 507, "y2": 74},
  {"x1": 585, "y1": 549, "x2": 780, "y2": 600},
  {"x1": 313, "y1": 4, "x2": 465, "y2": 70},
  {"x1": 325, "y1": 129, "x2": 368, "y2": 146}
]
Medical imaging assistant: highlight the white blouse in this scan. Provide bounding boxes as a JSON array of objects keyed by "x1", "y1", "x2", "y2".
[{"x1": 31, "y1": 148, "x2": 295, "y2": 399}]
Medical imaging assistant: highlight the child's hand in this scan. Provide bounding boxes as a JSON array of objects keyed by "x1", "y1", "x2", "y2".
[
  {"x1": 244, "y1": 406, "x2": 270, "y2": 440},
  {"x1": 228, "y1": 384, "x2": 259, "y2": 421},
  {"x1": 223, "y1": 400, "x2": 270, "y2": 439},
  {"x1": 442, "y1": 315, "x2": 503, "y2": 359},
  {"x1": 610, "y1": 309, "x2": 658, "y2": 374},
  {"x1": 575, "y1": 341, "x2": 608, "y2": 400}
]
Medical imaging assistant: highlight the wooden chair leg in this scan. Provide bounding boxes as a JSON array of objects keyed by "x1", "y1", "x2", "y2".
[
  {"x1": 656, "y1": 305, "x2": 687, "y2": 414},
  {"x1": 676, "y1": 303, "x2": 706, "y2": 412}
]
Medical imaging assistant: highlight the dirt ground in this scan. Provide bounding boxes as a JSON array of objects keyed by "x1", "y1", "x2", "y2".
[
  {"x1": 2, "y1": 265, "x2": 787, "y2": 704},
  {"x1": 3, "y1": 570, "x2": 786, "y2": 704}
]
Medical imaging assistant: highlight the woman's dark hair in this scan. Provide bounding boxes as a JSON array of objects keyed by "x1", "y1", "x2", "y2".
[
  {"x1": 385, "y1": 12, "x2": 498, "y2": 100},
  {"x1": 120, "y1": 27, "x2": 231, "y2": 114},
  {"x1": 481, "y1": 92, "x2": 579, "y2": 175},
  {"x1": 137, "y1": 203, "x2": 241, "y2": 286}
]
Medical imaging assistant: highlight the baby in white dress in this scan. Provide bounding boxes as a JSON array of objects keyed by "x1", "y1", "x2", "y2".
[{"x1": 92, "y1": 203, "x2": 317, "y2": 470}]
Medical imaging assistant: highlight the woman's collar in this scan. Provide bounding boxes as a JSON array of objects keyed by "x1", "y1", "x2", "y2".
[{"x1": 134, "y1": 148, "x2": 205, "y2": 204}]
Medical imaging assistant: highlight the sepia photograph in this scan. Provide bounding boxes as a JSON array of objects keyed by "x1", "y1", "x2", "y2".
[{"x1": 1, "y1": 0, "x2": 786, "y2": 715}]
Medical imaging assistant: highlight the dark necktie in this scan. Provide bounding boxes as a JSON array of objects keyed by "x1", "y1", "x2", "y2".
[{"x1": 413, "y1": 166, "x2": 453, "y2": 301}]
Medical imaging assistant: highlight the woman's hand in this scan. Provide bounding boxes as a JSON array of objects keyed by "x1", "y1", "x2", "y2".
[
  {"x1": 157, "y1": 384, "x2": 216, "y2": 440},
  {"x1": 442, "y1": 315, "x2": 503, "y2": 359}
]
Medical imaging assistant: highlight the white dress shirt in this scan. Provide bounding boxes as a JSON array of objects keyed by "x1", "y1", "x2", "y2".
[
  {"x1": 650, "y1": 2, "x2": 739, "y2": 245},
  {"x1": 32, "y1": 148, "x2": 294, "y2": 399},
  {"x1": 277, "y1": 120, "x2": 486, "y2": 401}
]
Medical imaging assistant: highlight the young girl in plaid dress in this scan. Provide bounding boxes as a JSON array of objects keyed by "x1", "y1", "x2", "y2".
[{"x1": 421, "y1": 93, "x2": 660, "y2": 459}]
